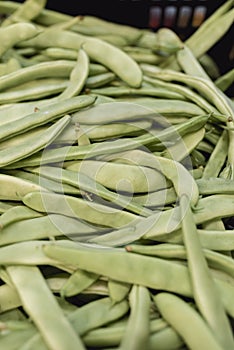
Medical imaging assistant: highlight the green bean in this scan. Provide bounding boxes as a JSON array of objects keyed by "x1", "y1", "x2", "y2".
[
  {"x1": 132, "y1": 187, "x2": 177, "y2": 208},
  {"x1": 189, "y1": 139, "x2": 214, "y2": 156},
  {"x1": 202, "y1": 130, "x2": 228, "y2": 178},
  {"x1": 199, "y1": 54, "x2": 220, "y2": 79},
  {"x1": 85, "y1": 72, "x2": 116, "y2": 89},
  {"x1": 6, "y1": 169, "x2": 81, "y2": 195},
  {"x1": 161, "y1": 127, "x2": 205, "y2": 162},
  {"x1": 68, "y1": 16, "x2": 141, "y2": 45},
  {"x1": 0, "y1": 240, "x2": 80, "y2": 272},
  {"x1": 126, "y1": 51, "x2": 162, "y2": 65},
  {"x1": 1, "y1": 0, "x2": 47, "y2": 26},
  {"x1": 108, "y1": 279, "x2": 131, "y2": 304},
  {"x1": 70, "y1": 297, "x2": 129, "y2": 335},
  {"x1": 197, "y1": 178, "x2": 234, "y2": 195},
  {"x1": 0, "y1": 79, "x2": 68, "y2": 104},
  {"x1": 215, "y1": 68, "x2": 234, "y2": 92},
  {"x1": 71, "y1": 100, "x2": 167, "y2": 125},
  {"x1": 103, "y1": 150, "x2": 199, "y2": 205},
  {"x1": 154, "y1": 293, "x2": 223, "y2": 350},
  {"x1": 0, "y1": 95, "x2": 95, "y2": 141},
  {"x1": 48, "y1": 14, "x2": 82, "y2": 31},
  {"x1": 66, "y1": 159, "x2": 168, "y2": 193},
  {"x1": 61, "y1": 270, "x2": 99, "y2": 297},
  {"x1": 0, "y1": 205, "x2": 43, "y2": 229},
  {"x1": 0, "y1": 215, "x2": 104, "y2": 247},
  {"x1": 29, "y1": 166, "x2": 152, "y2": 216},
  {"x1": 0, "y1": 284, "x2": 21, "y2": 313},
  {"x1": 118, "y1": 285, "x2": 151, "y2": 350},
  {"x1": 0, "y1": 201, "x2": 15, "y2": 214},
  {"x1": 156, "y1": 28, "x2": 183, "y2": 55},
  {"x1": 83, "y1": 279, "x2": 109, "y2": 296},
  {"x1": 126, "y1": 243, "x2": 234, "y2": 280},
  {"x1": 6, "y1": 265, "x2": 85, "y2": 350},
  {"x1": 202, "y1": 218, "x2": 226, "y2": 232},
  {"x1": 46, "y1": 278, "x2": 70, "y2": 295},
  {"x1": 180, "y1": 194, "x2": 234, "y2": 349},
  {"x1": 41, "y1": 47, "x2": 78, "y2": 60},
  {"x1": 115, "y1": 97, "x2": 205, "y2": 117},
  {"x1": 186, "y1": 5, "x2": 234, "y2": 58},
  {"x1": 22, "y1": 191, "x2": 137, "y2": 228},
  {"x1": 0, "y1": 114, "x2": 71, "y2": 167},
  {"x1": 0, "y1": 57, "x2": 21, "y2": 76},
  {"x1": 89, "y1": 84, "x2": 186, "y2": 100},
  {"x1": 21, "y1": 296, "x2": 129, "y2": 350},
  {"x1": 143, "y1": 72, "x2": 218, "y2": 114},
  {"x1": 57, "y1": 48, "x2": 89, "y2": 100},
  {"x1": 95, "y1": 34, "x2": 128, "y2": 47},
  {"x1": 152, "y1": 69, "x2": 233, "y2": 117},
  {"x1": 196, "y1": 229, "x2": 234, "y2": 251},
  {"x1": 18, "y1": 28, "x2": 142, "y2": 87},
  {"x1": 79, "y1": 120, "x2": 152, "y2": 141},
  {"x1": 0, "y1": 60, "x2": 75, "y2": 92},
  {"x1": 148, "y1": 326, "x2": 184, "y2": 350},
  {"x1": 176, "y1": 44, "x2": 211, "y2": 80},
  {"x1": 0, "y1": 173, "x2": 46, "y2": 201},
  {"x1": 82, "y1": 317, "x2": 168, "y2": 348},
  {"x1": 0, "y1": 23, "x2": 39, "y2": 57},
  {"x1": 0, "y1": 327, "x2": 37, "y2": 350}
]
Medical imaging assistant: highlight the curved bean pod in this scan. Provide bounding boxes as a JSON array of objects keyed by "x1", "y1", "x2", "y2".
[
  {"x1": 180, "y1": 194, "x2": 234, "y2": 349},
  {"x1": 0, "y1": 114, "x2": 71, "y2": 167},
  {"x1": 18, "y1": 29, "x2": 143, "y2": 87},
  {"x1": 0, "y1": 95, "x2": 95, "y2": 141},
  {"x1": 154, "y1": 293, "x2": 223, "y2": 350},
  {"x1": 0, "y1": 23, "x2": 39, "y2": 57}
]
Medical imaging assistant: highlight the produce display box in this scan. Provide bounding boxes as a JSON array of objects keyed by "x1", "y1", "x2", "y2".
[{"x1": 0, "y1": 1, "x2": 234, "y2": 350}]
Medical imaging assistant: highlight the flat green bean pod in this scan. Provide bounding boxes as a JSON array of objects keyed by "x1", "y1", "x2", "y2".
[
  {"x1": 126, "y1": 243, "x2": 234, "y2": 278},
  {"x1": 181, "y1": 193, "x2": 234, "y2": 349},
  {"x1": 61, "y1": 270, "x2": 99, "y2": 297},
  {"x1": 0, "y1": 60, "x2": 75, "y2": 92},
  {"x1": 0, "y1": 215, "x2": 106, "y2": 247},
  {"x1": 0, "y1": 114, "x2": 71, "y2": 167},
  {"x1": 0, "y1": 57, "x2": 21, "y2": 76},
  {"x1": 0, "y1": 173, "x2": 46, "y2": 201},
  {"x1": 118, "y1": 285, "x2": 151, "y2": 350},
  {"x1": 22, "y1": 191, "x2": 137, "y2": 228},
  {"x1": 18, "y1": 28, "x2": 143, "y2": 87},
  {"x1": 108, "y1": 279, "x2": 131, "y2": 304},
  {"x1": 66, "y1": 159, "x2": 169, "y2": 193},
  {"x1": 0, "y1": 78, "x2": 68, "y2": 104},
  {"x1": 215, "y1": 68, "x2": 234, "y2": 92},
  {"x1": 7, "y1": 168, "x2": 81, "y2": 195},
  {"x1": 0, "y1": 95, "x2": 95, "y2": 141},
  {"x1": 29, "y1": 166, "x2": 152, "y2": 216},
  {"x1": 0, "y1": 23, "x2": 39, "y2": 57},
  {"x1": 0, "y1": 205, "x2": 43, "y2": 229},
  {"x1": 56, "y1": 48, "x2": 89, "y2": 100},
  {"x1": 154, "y1": 293, "x2": 223, "y2": 350},
  {"x1": 1, "y1": 0, "x2": 47, "y2": 26},
  {"x1": 7, "y1": 265, "x2": 85, "y2": 350}
]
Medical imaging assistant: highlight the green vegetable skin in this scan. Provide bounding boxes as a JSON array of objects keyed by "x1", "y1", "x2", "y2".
[{"x1": 0, "y1": 1, "x2": 233, "y2": 349}]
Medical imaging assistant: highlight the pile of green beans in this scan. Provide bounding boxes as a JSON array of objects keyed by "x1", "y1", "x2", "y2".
[{"x1": 0, "y1": 0, "x2": 233, "y2": 349}]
